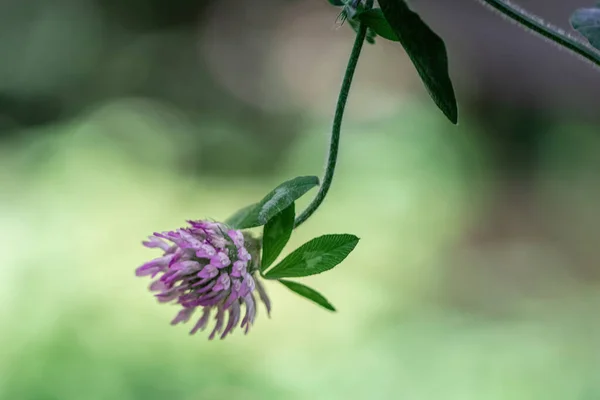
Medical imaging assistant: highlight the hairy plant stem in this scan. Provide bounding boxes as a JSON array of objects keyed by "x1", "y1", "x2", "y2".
[
  {"x1": 294, "y1": 0, "x2": 373, "y2": 228},
  {"x1": 478, "y1": 0, "x2": 600, "y2": 69}
]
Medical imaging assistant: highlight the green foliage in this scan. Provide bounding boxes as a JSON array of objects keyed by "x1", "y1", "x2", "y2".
[
  {"x1": 261, "y1": 203, "x2": 295, "y2": 271},
  {"x1": 325, "y1": 0, "x2": 457, "y2": 124},
  {"x1": 227, "y1": 172, "x2": 359, "y2": 311},
  {"x1": 377, "y1": 0, "x2": 458, "y2": 124},
  {"x1": 279, "y1": 279, "x2": 336, "y2": 311},
  {"x1": 571, "y1": 3, "x2": 600, "y2": 50},
  {"x1": 264, "y1": 234, "x2": 359, "y2": 279},
  {"x1": 358, "y1": 9, "x2": 399, "y2": 42},
  {"x1": 226, "y1": 176, "x2": 319, "y2": 229},
  {"x1": 225, "y1": 204, "x2": 256, "y2": 229},
  {"x1": 347, "y1": 16, "x2": 377, "y2": 44}
]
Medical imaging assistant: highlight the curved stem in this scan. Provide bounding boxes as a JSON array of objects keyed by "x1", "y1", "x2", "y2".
[
  {"x1": 294, "y1": 0, "x2": 373, "y2": 228},
  {"x1": 477, "y1": 0, "x2": 600, "y2": 69}
]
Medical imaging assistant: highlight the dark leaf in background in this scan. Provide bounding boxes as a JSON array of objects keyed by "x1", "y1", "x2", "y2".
[
  {"x1": 378, "y1": 0, "x2": 458, "y2": 124},
  {"x1": 358, "y1": 9, "x2": 399, "y2": 42},
  {"x1": 571, "y1": 4, "x2": 600, "y2": 50}
]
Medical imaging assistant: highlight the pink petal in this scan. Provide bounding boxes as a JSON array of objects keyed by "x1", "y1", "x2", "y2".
[
  {"x1": 210, "y1": 251, "x2": 231, "y2": 269},
  {"x1": 230, "y1": 260, "x2": 247, "y2": 277}
]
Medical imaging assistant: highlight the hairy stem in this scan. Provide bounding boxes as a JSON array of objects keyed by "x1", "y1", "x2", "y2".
[
  {"x1": 477, "y1": 0, "x2": 600, "y2": 69},
  {"x1": 294, "y1": 0, "x2": 373, "y2": 228}
]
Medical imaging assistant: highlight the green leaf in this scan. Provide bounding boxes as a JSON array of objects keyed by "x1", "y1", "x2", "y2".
[
  {"x1": 226, "y1": 176, "x2": 319, "y2": 229},
  {"x1": 358, "y1": 9, "x2": 399, "y2": 42},
  {"x1": 347, "y1": 16, "x2": 377, "y2": 44},
  {"x1": 264, "y1": 234, "x2": 359, "y2": 279},
  {"x1": 225, "y1": 204, "x2": 256, "y2": 229},
  {"x1": 327, "y1": 0, "x2": 345, "y2": 6},
  {"x1": 261, "y1": 203, "x2": 295, "y2": 272},
  {"x1": 378, "y1": 0, "x2": 458, "y2": 124},
  {"x1": 571, "y1": 5, "x2": 600, "y2": 50},
  {"x1": 279, "y1": 279, "x2": 336, "y2": 312}
]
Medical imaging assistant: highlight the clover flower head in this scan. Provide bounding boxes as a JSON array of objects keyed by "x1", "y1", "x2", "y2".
[{"x1": 136, "y1": 220, "x2": 270, "y2": 339}]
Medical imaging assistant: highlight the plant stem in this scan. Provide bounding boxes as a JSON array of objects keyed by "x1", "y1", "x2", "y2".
[
  {"x1": 294, "y1": 0, "x2": 373, "y2": 229},
  {"x1": 477, "y1": 0, "x2": 600, "y2": 69}
]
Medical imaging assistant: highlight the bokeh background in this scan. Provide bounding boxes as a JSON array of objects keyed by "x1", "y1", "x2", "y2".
[{"x1": 3, "y1": 0, "x2": 600, "y2": 398}]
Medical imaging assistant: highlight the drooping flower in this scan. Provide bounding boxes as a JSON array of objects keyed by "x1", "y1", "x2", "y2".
[{"x1": 136, "y1": 220, "x2": 271, "y2": 339}]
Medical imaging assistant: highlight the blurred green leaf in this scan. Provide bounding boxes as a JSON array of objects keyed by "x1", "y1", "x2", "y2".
[
  {"x1": 358, "y1": 9, "x2": 399, "y2": 42},
  {"x1": 571, "y1": 4, "x2": 600, "y2": 50},
  {"x1": 378, "y1": 0, "x2": 458, "y2": 124},
  {"x1": 279, "y1": 279, "x2": 336, "y2": 312},
  {"x1": 264, "y1": 234, "x2": 359, "y2": 279},
  {"x1": 327, "y1": 0, "x2": 345, "y2": 6},
  {"x1": 226, "y1": 176, "x2": 319, "y2": 229},
  {"x1": 347, "y1": 17, "x2": 377, "y2": 44},
  {"x1": 261, "y1": 203, "x2": 295, "y2": 272}
]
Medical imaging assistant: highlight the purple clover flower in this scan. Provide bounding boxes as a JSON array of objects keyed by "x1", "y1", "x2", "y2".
[{"x1": 136, "y1": 220, "x2": 271, "y2": 339}]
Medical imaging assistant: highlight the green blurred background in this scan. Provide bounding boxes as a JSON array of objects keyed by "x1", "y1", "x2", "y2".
[{"x1": 3, "y1": 0, "x2": 600, "y2": 399}]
